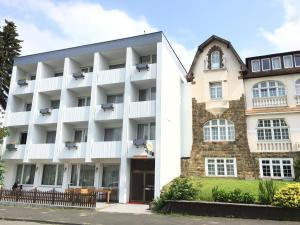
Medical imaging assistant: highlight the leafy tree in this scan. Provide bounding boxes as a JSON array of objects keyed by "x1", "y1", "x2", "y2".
[
  {"x1": 0, "y1": 127, "x2": 8, "y2": 185},
  {"x1": 0, "y1": 20, "x2": 22, "y2": 109}
]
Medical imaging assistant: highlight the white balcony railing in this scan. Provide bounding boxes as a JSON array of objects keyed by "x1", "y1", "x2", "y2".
[
  {"x1": 256, "y1": 141, "x2": 293, "y2": 152},
  {"x1": 39, "y1": 77, "x2": 63, "y2": 92},
  {"x1": 129, "y1": 100, "x2": 156, "y2": 118},
  {"x1": 67, "y1": 72, "x2": 93, "y2": 88},
  {"x1": 2, "y1": 144, "x2": 25, "y2": 160},
  {"x1": 63, "y1": 106, "x2": 90, "y2": 122},
  {"x1": 6, "y1": 111, "x2": 31, "y2": 126},
  {"x1": 295, "y1": 142, "x2": 300, "y2": 151},
  {"x1": 296, "y1": 96, "x2": 300, "y2": 105},
  {"x1": 59, "y1": 142, "x2": 86, "y2": 159},
  {"x1": 91, "y1": 141, "x2": 122, "y2": 158},
  {"x1": 35, "y1": 108, "x2": 59, "y2": 124},
  {"x1": 14, "y1": 80, "x2": 35, "y2": 95},
  {"x1": 127, "y1": 140, "x2": 155, "y2": 158},
  {"x1": 94, "y1": 103, "x2": 124, "y2": 121},
  {"x1": 252, "y1": 96, "x2": 288, "y2": 108},
  {"x1": 97, "y1": 68, "x2": 125, "y2": 85},
  {"x1": 29, "y1": 144, "x2": 55, "y2": 159},
  {"x1": 131, "y1": 64, "x2": 157, "y2": 81}
]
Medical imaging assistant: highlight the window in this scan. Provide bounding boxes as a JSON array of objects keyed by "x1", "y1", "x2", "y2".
[
  {"x1": 104, "y1": 128, "x2": 122, "y2": 141},
  {"x1": 107, "y1": 94, "x2": 123, "y2": 104},
  {"x1": 54, "y1": 72, "x2": 63, "y2": 77},
  {"x1": 203, "y1": 119, "x2": 235, "y2": 141},
  {"x1": 41, "y1": 164, "x2": 63, "y2": 186},
  {"x1": 211, "y1": 51, "x2": 220, "y2": 69},
  {"x1": 140, "y1": 54, "x2": 157, "y2": 64},
  {"x1": 30, "y1": 75, "x2": 36, "y2": 80},
  {"x1": 137, "y1": 122, "x2": 155, "y2": 140},
  {"x1": 257, "y1": 119, "x2": 289, "y2": 141},
  {"x1": 81, "y1": 66, "x2": 93, "y2": 73},
  {"x1": 74, "y1": 129, "x2": 88, "y2": 142},
  {"x1": 252, "y1": 81, "x2": 285, "y2": 98},
  {"x1": 251, "y1": 60, "x2": 260, "y2": 72},
  {"x1": 78, "y1": 97, "x2": 90, "y2": 107},
  {"x1": 294, "y1": 54, "x2": 300, "y2": 67},
  {"x1": 283, "y1": 55, "x2": 293, "y2": 68},
  {"x1": 50, "y1": 100, "x2": 60, "y2": 109},
  {"x1": 46, "y1": 131, "x2": 56, "y2": 143},
  {"x1": 138, "y1": 87, "x2": 156, "y2": 101},
  {"x1": 260, "y1": 158, "x2": 293, "y2": 178},
  {"x1": 296, "y1": 79, "x2": 300, "y2": 96},
  {"x1": 70, "y1": 164, "x2": 95, "y2": 187},
  {"x1": 271, "y1": 57, "x2": 281, "y2": 70},
  {"x1": 20, "y1": 132, "x2": 27, "y2": 145},
  {"x1": 261, "y1": 58, "x2": 271, "y2": 71},
  {"x1": 206, "y1": 158, "x2": 236, "y2": 177},
  {"x1": 25, "y1": 103, "x2": 32, "y2": 111},
  {"x1": 15, "y1": 164, "x2": 36, "y2": 185},
  {"x1": 102, "y1": 165, "x2": 119, "y2": 188},
  {"x1": 108, "y1": 64, "x2": 125, "y2": 69},
  {"x1": 209, "y1": 82, "x2": 222, "y2": 99}
]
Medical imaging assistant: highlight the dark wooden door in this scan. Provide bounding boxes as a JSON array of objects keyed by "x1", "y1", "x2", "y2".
[
  {"x1": 130, "y1": 172, "x2": 144, "y2": 202},
  {"x1": 144, "y1": 172, "x2": 154, "y2": 202}
]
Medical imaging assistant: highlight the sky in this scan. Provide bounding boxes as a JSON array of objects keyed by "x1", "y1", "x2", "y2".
[{"x1": 0, "y1": 0, "x2": 300, "y2": 69}]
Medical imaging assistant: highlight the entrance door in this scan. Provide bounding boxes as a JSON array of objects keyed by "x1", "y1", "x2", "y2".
[{"x1": 130, "y1": 171, "x2": 154, "y2": 203}]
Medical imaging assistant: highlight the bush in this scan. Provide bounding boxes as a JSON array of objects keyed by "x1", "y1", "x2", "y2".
[
  {"x1": 212, "y1": 186, "x2": 255, "y2": 204},
  {"x1": 272, "y1": 183, "x2": 300, "y2": 208},
  {"x1": 258, "y1": 180, "x2": 277, "y2": 205}
]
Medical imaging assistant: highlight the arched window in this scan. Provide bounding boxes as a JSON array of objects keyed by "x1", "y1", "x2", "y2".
[
  {"x1": 252, "y1": 81, "x2": 285, "y2": 98},
  {"x1": 211, "y1": 51, "x2": 220, "y2": 69},
  {"x1": 296, "y1": 79, "x2": 300, "y2": 96},
  {"x1": 257, "y1": 119, "x2": 289, "y2": 141},
  {"x1": 203, "y1": 119, "x2": 235, "y2": 141}
]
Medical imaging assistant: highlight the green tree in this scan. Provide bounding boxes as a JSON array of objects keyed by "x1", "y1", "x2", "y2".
[
  {"x1": 0, "y1": 127, "x2": 8, "y2": 185},
  {"x1": 0, "y1": 20, "x2": 22, "y2": 109}
]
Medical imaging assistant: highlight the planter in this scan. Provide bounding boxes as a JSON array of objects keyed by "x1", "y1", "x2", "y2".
[{"x1": 162, "y1": 200, "x2": 300, "y2": 221}]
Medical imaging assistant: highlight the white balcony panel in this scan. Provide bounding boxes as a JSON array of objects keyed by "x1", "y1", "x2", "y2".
[
  {"x1": 29, "y1": 144, "x2": 55, "y2": 159},
  {"x1": 97, "y1": 68, "x2": 125, "y2": 85},
  {"x1": 59, "y1": 143, "x2": 86, "y2": 159},
  {"x1": 63, "y1": 107, "x2": 90, "y2": 122},
  {"x1": 295, "y1": 142, "x2": 300, "y2": 151},
  {"x1": 2, "y1": 144, "x2": 25, "y2": 160},
  {"x1": 13, "y1": 80, "x2": 35, "y2": 95},
  {"x1": 296, "y1": 96, "x2": 300, "y2": 105},
  {"x1": 254, "y1": 141, "x2": 293, "y2": 152},
  {"x1": 39, "y1": 77, "x2": 63, "y2": 92},
  {"x1": 253, "y1": 96, "x2": 288, "y2": 108},
  {"x1": 6, "y1": 111, "x2": 30, "y2": 126},
  {"x1": 35, "y1": 109, "x2": 58, "y2": 124},
  {"x1": 91, "y1": 141, "x2": 122, "y2": 158},
  {"x1": 67, "y1": 72, "x2": 93, "y2": 88},
  {"x1": 95, "y1": 104, "x2": 124, "y2": 121},
  {"x1": 129, "y1": 100, "x2": 156, "y2": 118},
  {"x1": 127, "y1": 140, "x2": 155, "y2": 158},
  {"x1": 131, "y1": 64, "x2": 157, "y2": 81}
]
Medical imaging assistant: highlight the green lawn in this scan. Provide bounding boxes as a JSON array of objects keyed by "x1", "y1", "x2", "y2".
[{"x1": 189, "y1": 177, "x2": 292, "y2": 201}]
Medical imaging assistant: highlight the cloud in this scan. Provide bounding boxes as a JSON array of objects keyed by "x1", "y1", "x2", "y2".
[{"x1": 260, "y1": 0, "x2": 300, "y2": 51}]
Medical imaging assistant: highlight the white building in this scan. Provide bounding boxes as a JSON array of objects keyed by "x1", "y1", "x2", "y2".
[{"x1": 1, "y1": 32, "x2": 191, "y2": 203}]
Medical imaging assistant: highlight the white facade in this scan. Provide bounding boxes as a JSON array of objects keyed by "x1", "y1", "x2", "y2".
[{"x1": 1, "y1": 32, "x2": 191, "y2": 203}]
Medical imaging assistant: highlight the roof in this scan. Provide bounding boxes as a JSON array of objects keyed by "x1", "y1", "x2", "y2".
[{"x1": 188, "y1": 35, "x2": 246, "y2": 74}]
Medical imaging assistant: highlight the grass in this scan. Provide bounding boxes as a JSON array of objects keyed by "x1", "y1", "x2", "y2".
[{"x1": 189, "y1": 177, "x2": 292, "y2": 201}]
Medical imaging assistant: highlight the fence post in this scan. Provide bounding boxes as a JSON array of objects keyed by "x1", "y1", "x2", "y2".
[
  {"x1": 71, "y1": 191, "x2": 75, "y2": 206},
  {"x1": 16, "y1": 190, "x2": 19, "y2": 202},
  {"x1": 33, "y1": 188, "x2": 37, "y2": 203},
  {"x1": 0, "y1": 187, "x2": 3, "y2": 201},
  {"x1": 51, "y1": 188, "x2": 55, "y2": 205}
]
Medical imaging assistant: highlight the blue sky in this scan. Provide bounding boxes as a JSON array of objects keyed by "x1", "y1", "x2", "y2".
[{"x1": 0, "y1": 0, "x2": 299, "y2": 68}]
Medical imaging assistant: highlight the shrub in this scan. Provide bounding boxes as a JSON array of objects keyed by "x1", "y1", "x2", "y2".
[
  {"x1": 258, "y1": 180, "x2": 277, "y2": 205},
  {"x1": 212, "y1": 186, "x2": 255, "y2": 204},
  {"x1": 272, "y1": 183, "x2": 300, "y2": 208},
  {"x1": 151, "y1": 197, "x2": 166, "y2": 212}
]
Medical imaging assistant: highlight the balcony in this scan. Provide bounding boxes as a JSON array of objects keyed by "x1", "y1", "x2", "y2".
[
  {"x1": 59, "y1": 142, "x2": 86, "y2": 159},
  {"x1": 29, "y1": 144, "x2": 55, "y2": 160},
  {"x1": 67, "y1": 72, "x2": 93, "y2": 88},
  {"x1": 127, "y1": 140, "x2": 155, "y2": 158},
  {"x1": 295, "y1": 142, "x2": 300, "y2": 151},
  {"x1": 94, "y1": 103, "x2": 124, "y2": 121},
  {"x1": 129, "y1": 100, "x2": 156, "y2": 118},
  {"x1": 13, "y1": 80, "x2": 35, "y2": 95},
  {"x1": 35, "y1": 109, "x2": 58, "y2": 124},
  {"x1": 131, "y1": 64, "x2": 156, "y2": 82},
  {"x1": 2, "y1": 144, "x2": 25, "y2": 160},
  {"x1": 296, "y1": 96, "x2": 300, "y2": 105},
  {"x1": 97, "y1": 68, "x2": 125, "y2": 85},
  {"x1": 39, "y1": 77, "x2": 63, "y2": 92},
  {"x1": 63, "y1": 106, "x2": 90, "y2": 122},
  {"x1": 255, "y1": 141, "x2": 293, "y2": 152},
  {"x1": 91, "y1": 141, "x2": 122, "y2": 158},
  {"x1": 253, "y1": 96, "x2": 288, "y2": 108},
  {"x1": 6, "y1": 111, "x2": 31, "y2": 126}
]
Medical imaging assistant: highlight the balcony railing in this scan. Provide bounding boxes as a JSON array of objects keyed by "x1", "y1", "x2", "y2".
[
  {"x1": 29, "y1": 144, "x2": 55, "y2": 159},
  {"x1": 2, "y1": 144, "x2": 25, "y2": 160},
  {"x1": 39, "y1": 77, "x2": 63, "y2": 92},
  {"x1": 91, "y1": 141, "x2": 122, "y2": 158},
  {"x1": 131, "y1": 64, "x2": 156, "y2": 82},
  {"x1": 127, "y1": 140, "x2": 155, "y2": 158},
  {"x1": 296, "y1": 96, "x2": 300, "y2": 105},
  {"x1": 59, "y1": 142, "x2": 86, "y2": 159},
  {"x1": 256, "y1": 141, "x2": 292, "y2": 152},
  {"x1": 63, "y1": 106, "x2": 90, "y2": 122},
  {"x1": 129, "y1": 100, "x2": 156, "y2": 118},
  {"x1": 6, "y1": 111, "x2": 31, "y2": 126},
  {"x1": 67, "y1": 72, "x2": 92, "y2": 88},
  {"x1": 14, "y1": 80, "x2": 35, "y2": 95},
  {"x1": 252, "y1": 96, "x2": 288, "y2": 108},
  {"x1": 95, "y1": 103, "x2": 124, "y2": 121},
  {"x1": 97, "y1": 68, "x2": 125, "y2": 85},
  {"x1": 35, "y1": 108, "x2": 58, "y2": 124}
]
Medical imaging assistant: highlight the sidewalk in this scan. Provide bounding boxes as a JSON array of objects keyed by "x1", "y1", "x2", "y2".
[{"x1": 96, "y1": 202, "x2": 152, "y2": 214}]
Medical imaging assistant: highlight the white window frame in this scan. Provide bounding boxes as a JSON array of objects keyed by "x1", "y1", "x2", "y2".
[
  {"x1": 259, "y1": 158, "x2": 294, "y2": 179},
  {"x1": 257, "y1": 119, "x2": 289, "y2": 141},
  {"x1": 70, "y1": 164, "x2": 95, "y2": 187},
  {"x1": 209, "y1": 82, "x2": 222, "y2": 100},
  {"x1": 15, "y1": 164, "x2": 36, "y2": 186},
  {"x1": 211, "y1": 50, "x2": 221, "y2": 70},
  {"x1": 137, "y1": 122, "x2": 156, "y2": 140},
  {"x1": 41, "y1": 164, "x2": 64, "y2": 186},
  {"x1": 296, "y1": 79, "x2": 300, "y2": 96},
  {"x1": 77, "y1": 96, "x2": 90, "y2": 107},
  {"x1": 251, "y1": 59, "x2": 261, "y2": 72},
  {"x1": 205, "y1": 158, "x2": 237, "y2": 177},
  {"x1": 294, "y1": 54, "x2": 300, "y2": 67},
  {"x1": 80, "y1": 66, "x2": 93, "y2": 73},
  {"x1": 261, "y1": 58, "x2": 271, "y2": 71},
  {"x1": 74, "y1": 128, "x2": 88, "y2": 142},
  {"x1": 252, "y1": 81, "x2": 286, "y2": 98},
  {"x1": 271, "y1": 57, "x2": 281, "y2": 70},
  {"x1": 283, "y1": 55, "x2": 293, "y2": 68},
  {"x1": 203, "y1": 119, "x2": 235, "y2": 142}
]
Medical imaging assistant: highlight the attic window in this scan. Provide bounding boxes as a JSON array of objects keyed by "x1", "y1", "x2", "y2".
[
  {"x1": 207, "y1": 46, "x2": 224, "y2": 70},
  {"x1": 211, "y1": 51, "x2": 220, "y2": 69}
]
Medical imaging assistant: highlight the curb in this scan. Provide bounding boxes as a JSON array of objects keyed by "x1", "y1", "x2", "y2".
[{"x1": 0, "y1": 217, "x2": 86, "y2": 225}]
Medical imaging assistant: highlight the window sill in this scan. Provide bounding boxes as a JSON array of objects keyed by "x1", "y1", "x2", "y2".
[{"x1": 204, "y1": 67, "x2": 227, "y2": 72}]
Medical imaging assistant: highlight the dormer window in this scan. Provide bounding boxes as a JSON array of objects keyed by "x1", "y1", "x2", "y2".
[
  {"x1": 261, "y1": 58, "x2": 271, "y2": 71},
  {"x1": 283, "y1": 55, "x2": 293, "y2": 68},
  {"x1": 207, "y1": 46, "x2": 224, "y2": 70},
  {"x1": 211, "y1": 51, "x2": 220, "y2": 69},
  {"x1": 294, "y1": 54, "x2": 300, "y2": 67},
  {"x1": 251, "y1": 60, "x2": 260, "y2": 72},
  {"x1": 271, "y1": 57, "x2": 281, "y2": 70}
]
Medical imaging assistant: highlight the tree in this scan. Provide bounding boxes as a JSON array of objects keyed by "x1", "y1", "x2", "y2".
[
  {"x1": 0, "y1": 20, "x2": 22, "y2": 109},
  {"x1": 0, "y1": 127, "x2": 8, "y2": 185}
]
